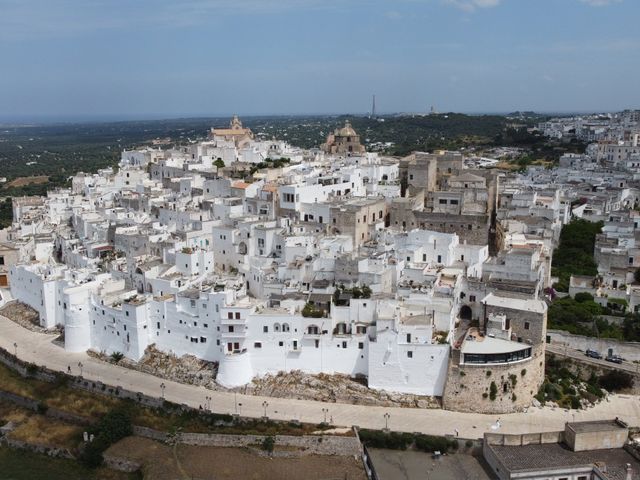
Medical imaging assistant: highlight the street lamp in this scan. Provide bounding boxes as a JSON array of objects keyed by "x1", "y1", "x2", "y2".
[
  {"x1": 383, "y1": 412, "x2": 390, "y2": 431},
  {"x1": 234, "y1": 392, "x2": 238, "y2": 414},
  {"x1": 77, "y1": 362, "x2": 84, "y2": 377},
  {"x1": 160, "y1": 382, "x2": 166, "y2": 399},
  {"x1": 205, "y1": 395, "x2": 212, "y2": 411},
  {"x1": 13, "y1": 342, "x2": 17, "y2": 357},
  {"x1": 322, "y1": 407, "x2": 329, "y2": 424},
  {"x1": 262, "y1": 400, "x2": 269, "y2": 418}
]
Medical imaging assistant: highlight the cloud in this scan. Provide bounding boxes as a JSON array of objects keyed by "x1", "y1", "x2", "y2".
[
  {"x1": 579, "y1": 0, "x2": 622, "y2": 5},
  {"x1": 443, "y1": 0, "x2": 501, "y2": 12},
  {"x1": 0, "y1": 0, "x2": 346, "y2": 40},
  {"x1": 385, "y1": 10, "x2": 403, "y2": 19}
]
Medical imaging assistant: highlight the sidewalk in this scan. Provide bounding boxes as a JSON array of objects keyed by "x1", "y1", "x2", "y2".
[{"x1": 0, "y1": 315, "x2": 638, "y2": 439}]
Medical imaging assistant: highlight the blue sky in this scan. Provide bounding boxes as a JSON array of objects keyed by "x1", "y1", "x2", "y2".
[{"x1": 0, "y1": 0, "x2": 638, "y2": 119}]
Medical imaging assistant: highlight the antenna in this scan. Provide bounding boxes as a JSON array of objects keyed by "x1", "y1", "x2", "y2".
[{"x1": 371, "y1": 94, "x2": 376, "y2": 119}]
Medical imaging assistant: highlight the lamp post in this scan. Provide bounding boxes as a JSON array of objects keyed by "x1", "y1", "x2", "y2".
[
  {"x1": 160, "y1": 382, "x2": 166, "y2": 399},
  {"x1": 13, "y1": 342, "x2": 17, "y2": 357},
  {"x1": 77, "y1": 361, "x2": 84, "y2": 377},
  {"x1": 322, "y1": 407, "x2": 329, "y2": 424},
  {"x1": 234, "y1": 392, "x2": 238, "y2": 414},
  {"x1": 262, "y1": 400, "x2": 269, "y2": 418},
  {"x1": 383, "y1": 412, "x2": 390, "y2": 431},
  {"x1": 205, "y1": 395, "x2": 212, "y2": 411}
]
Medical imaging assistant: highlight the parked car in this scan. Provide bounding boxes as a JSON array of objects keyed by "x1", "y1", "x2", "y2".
[
  {"x1": 585, "y1": 349, "x2": 603, "y2": 359},
  {"x1": 606, "y1": 354, "x2": 623, "y2": 364}
]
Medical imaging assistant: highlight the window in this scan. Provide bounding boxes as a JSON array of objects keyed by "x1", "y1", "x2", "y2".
[
  {"x1": 358, "y1": 342, "x2": 364, "y2": 350},
  {"x1": 407, "y1": 351, "x2": 413, "y2": 358},
  {"x1": 228, "y1": 325, "x2": 234, "y2": 333},
  {"x1": 227, "y1": 312, "x2": 233, "y2": 319},
  {"x1": 279, "y1": 341, "x2": 284, "y2": 347},
  {"x1": 524, "y1": 322, "x2": 530, "y2": 330},
  {"x1": 439, "y1": 199, "x2": 447, "y2": 204},
  {"x1": 200, "y1": 337, "x2": 207, "y2": 343},
  {"x1": 254, "y1": 342, "x2": 262, "y2": 348},
  {"x1": 263, "y1": 326, "x2": 269, "y2": 333},
  {"x1": 235, "y1": 312, "x2": 241, "y2": 319},
  {"x1": 437, "y1": 255, "x2": 442, "y2": 263},
  {"x1": 450, "y1": 199, "x2": 459, "y2": 205},
  {"x1": 406, "y1": 333, "x2": 411, "y2": 343},
  {"x1": 470, "y1": 295, "x2": 476, "y2": 302},
  {"x1": 342, "y1": 341, "x2": 347, "y2": 348},
  {"x1": 204, "y1": 323, "x2": 208, "y2": 328},
  {"x1": 0, "y1": 256, "x2": 4, "y2": 265},
  {"x1": 194, "y1": 322, "x2": 197, "y2": 327},
  {"x1": 157, "y1": 322, "x2": 160, "y2": 329}
]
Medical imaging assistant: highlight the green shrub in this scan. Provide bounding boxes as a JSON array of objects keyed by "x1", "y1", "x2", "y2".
[
  {"x1": 261, "y1": 435, "x2": 275, "y2": 453},
  {"x1": 110, "y1": 352, "x2": 124, "y2": 363},
  {"x1": 598, "y1": 371, "x2": 634, "y2": 392},
  {"x1": 489, "y1": 381, "x2": 498, "y2": 401},
  {"x1": 414, "y1": 434, "x2": 450, "y2": 453},
  {"x1": 25, "y1": 363, "x2": 39, "y2": 377}
]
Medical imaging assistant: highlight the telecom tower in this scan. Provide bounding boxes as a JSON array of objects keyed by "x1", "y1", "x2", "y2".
[{"x1": 371, "y1": 94, "x2": 376, "y2": 119}]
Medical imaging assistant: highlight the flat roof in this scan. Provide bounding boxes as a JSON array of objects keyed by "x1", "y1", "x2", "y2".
[
  {"x1": 482, "y1": 293, "x2": 547, "y2": 314},
  {"x1": 568, "y1": 420, "x2": 627, "y2": 434},
  {"x1": 461, "y1": 335, "x2": 530, "y2": 355},
  {"x1": 490, "y1": 443, "x2": 640, "y2": 477}
]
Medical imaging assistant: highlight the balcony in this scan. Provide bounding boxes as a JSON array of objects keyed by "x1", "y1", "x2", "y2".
[{"x1": 221, "y1": 330, "x2": 247, "y2": 339}]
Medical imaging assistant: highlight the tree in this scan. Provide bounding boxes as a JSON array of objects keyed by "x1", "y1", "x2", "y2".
[
  {"x1": 574, "y1": 292, "x2": 594, "y2": 303},
  {"x1": 213, "y1": 158, "x2": 225, "y2": 169},
  {"x1": 262, "y1": 435, "x2": 275, "y2": 454}
]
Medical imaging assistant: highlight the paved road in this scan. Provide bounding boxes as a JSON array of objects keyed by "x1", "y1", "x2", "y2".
[
  {"x1": 546, "y1": 344, "x2": 640, "y2": 375},
  {"x1": 1, "y1": 316, "x2": 639, "y2": 439}
]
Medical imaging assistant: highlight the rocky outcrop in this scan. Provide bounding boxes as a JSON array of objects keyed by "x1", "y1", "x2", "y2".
[{"x1": 239, "y1": 370, "x2": 440, "y2": 408}]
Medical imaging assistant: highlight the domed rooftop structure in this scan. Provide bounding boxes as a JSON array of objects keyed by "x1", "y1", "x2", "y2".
[
  {"x1": 321, "y1": 120, "x2": 365, "y2": 155},
  {"x1": 337, "y1": 121, "x2": 358, "y2": 138}
]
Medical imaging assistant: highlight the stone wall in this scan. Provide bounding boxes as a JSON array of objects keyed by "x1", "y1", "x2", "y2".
[
  {"x1": 1, "y1": 437, "x2": 74, "y2": 460},
  {"x1": 442, "y1": 345, "x2": 545, "y2": 414},
  {"x1": 133, "y1": 425, "x2": 361, "y2": 457},
  {"x1": 547, "y1": 329, "x2": 640, "y2": 362}
]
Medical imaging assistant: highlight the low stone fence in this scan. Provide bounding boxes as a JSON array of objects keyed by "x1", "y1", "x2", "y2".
[
  {"x1": 133, "y1": 425, "x2": 361, "y2": 457},
  {"x1": 1, "y1": 437, "x2": 75, "y2": 460},
  {"x1": 0, "y1": 390, "x2": 39, "y2": 411}
]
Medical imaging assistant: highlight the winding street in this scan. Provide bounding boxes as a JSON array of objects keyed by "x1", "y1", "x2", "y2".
[{"x1": 1, "y1": 315, "x2": 639, "y2": 440}]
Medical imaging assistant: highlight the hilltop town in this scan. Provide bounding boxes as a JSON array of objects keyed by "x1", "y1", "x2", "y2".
[{"x1": 1, "y1": 112, "x2": 639, "y2": 418}]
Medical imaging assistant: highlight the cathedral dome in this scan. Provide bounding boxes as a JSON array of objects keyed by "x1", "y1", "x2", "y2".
[{"x1": 337, "y1": 121, "x2": 357, "y2": 137}]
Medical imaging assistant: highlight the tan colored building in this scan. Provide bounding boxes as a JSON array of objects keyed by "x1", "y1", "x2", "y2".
[
  {"x1": 322, "y1": 121, "x2": 366, "y2": 155},
  {"x1": 0, "y1": 243, "x2": 19, "y2": 287},
  {"x1": 209, "y1": 116, "x2": 254, "y2": 147}
]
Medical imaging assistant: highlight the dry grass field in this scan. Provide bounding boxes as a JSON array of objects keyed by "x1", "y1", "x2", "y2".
[{"x1": 107, "y1": 436, "x2": 366, "y2": 480}]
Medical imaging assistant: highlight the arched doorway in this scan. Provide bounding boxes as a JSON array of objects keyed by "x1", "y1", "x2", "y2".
[{"x1": 459, "y1": 305, "x2": 472, "y2": 321}]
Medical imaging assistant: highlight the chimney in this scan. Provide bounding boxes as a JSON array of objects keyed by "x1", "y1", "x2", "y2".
[{"x1": 626, "y1": 463, "x2": 633, "y2": 480}]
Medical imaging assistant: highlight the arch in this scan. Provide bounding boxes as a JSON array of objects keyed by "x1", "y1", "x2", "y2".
[
  {"x1": 459, "y1": 305, "x2": 472, "y2": 321},
  {"x1": 238, "y1": 241, "x2": 247, "y2": 255},
  {"x1": 274, "y1": 323, "x2": 281, "y2": 332},
  {"x1": 282, "y1": 323, "x2": 290, "y2": 332},
  {"x1": 307, "y1": 324, "x2": 319, "y2": 335}
]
